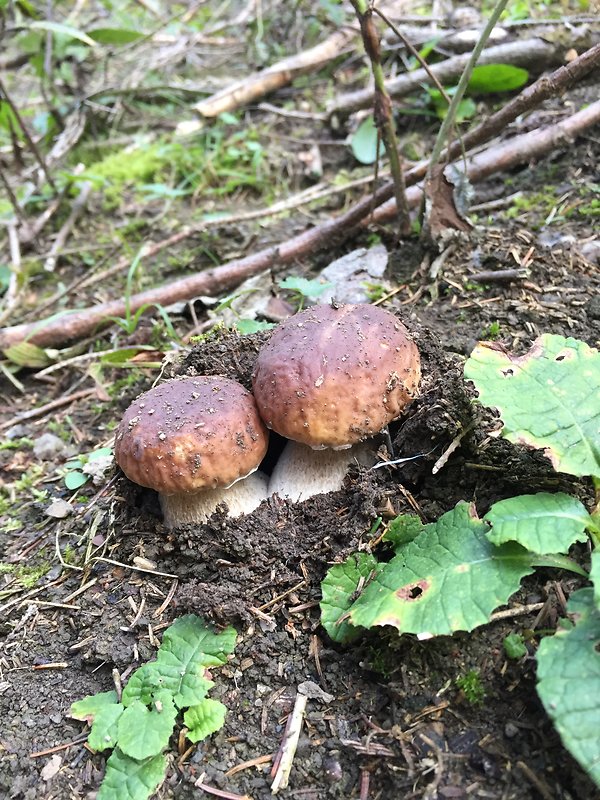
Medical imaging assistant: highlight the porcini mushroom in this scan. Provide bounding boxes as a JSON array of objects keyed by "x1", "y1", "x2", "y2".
[
  {"x1": 114, "y1": 376, "x2": 269, "y2": 527},
  {"x1": 252, "y1": 302, "x2": 421, "y2": 501}
]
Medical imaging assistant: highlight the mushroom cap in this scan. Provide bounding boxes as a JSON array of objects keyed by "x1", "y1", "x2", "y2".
[
  {"x1": 252, "y1": 303, "x2": 421, "y2": 448},
  {"x1": 114, "y1": 376, "x2": 268, "y2": 494}
]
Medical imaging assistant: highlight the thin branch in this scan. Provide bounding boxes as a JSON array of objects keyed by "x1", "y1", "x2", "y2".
[
  {"x1": 328, "y1": 37, "x2": 562, "y2": 117},
  {"x1": 0, "y1": 79, "x2": 57, "y2": 192},
  {"x1": 350, "y1": 0, "x2": 410, "y2": 235}
]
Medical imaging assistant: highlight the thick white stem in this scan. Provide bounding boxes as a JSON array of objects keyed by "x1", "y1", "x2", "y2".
[
  {"x1": 160, "y1": 471, "x2": 268, "y2": 527},
  {"x1": 268, "y1": 440, "x2": 376, "y2": 502}
]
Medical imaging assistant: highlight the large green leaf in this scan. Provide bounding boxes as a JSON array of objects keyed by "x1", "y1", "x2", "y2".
[
  {"x1": 70, "y1": 690, "x2": 118, "y2": 723},
  {"x1": 97, "y1": 748, "x2": 166, "y2": 800},
  {"x1": 465, "y1": 335, "x2": 600, "y2": 478},
  {"x1": 537, "y1": 589, "x2": 600, "y2": 788},
  {"x1": 117, "y1": 693, "x2": 177, "y2": 761},
  {"x1": 88, "y1": 703, "x2": 124, "y2": 752},
  {"x1": 184, "y1": 698, "x2": 227, "y2": 743},
  {"x1": 349, "y1": 502, "x2": 534, "y2": 636},
  {"x1": 320, "y1": 553, "x2": 380, "y2": 643},
  {"x1": 484, "y1": 493, "x2": 592, "y2": 554}
]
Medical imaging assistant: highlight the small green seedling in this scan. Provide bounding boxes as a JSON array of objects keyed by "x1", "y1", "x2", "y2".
[
  {"x1": 503, "y1": 632, "x2": 527, "y2": 660},
  {"x1": 70, "y1": 615, "x2": 236, "y2": 800},
  {"x1": 278, "y1": 276, "x2": 334, "y2": 311},
  {"x1": 320, "y1": 334, "x2": 600, "y2": 787},
  {"x1": 63, "y1": 447, "x2": 113, "y2": 490}
]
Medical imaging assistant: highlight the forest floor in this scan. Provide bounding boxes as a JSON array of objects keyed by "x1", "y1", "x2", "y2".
[{"x1": 1, "y1": 2, "x2": 599, "y2": 799}]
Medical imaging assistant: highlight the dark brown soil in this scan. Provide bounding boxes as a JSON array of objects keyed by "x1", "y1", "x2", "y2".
[{"x1": 2, "y1": 53, "x2": 600, "y2": 800}]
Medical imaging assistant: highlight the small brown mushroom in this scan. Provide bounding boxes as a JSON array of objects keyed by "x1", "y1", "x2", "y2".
[
  {"x1": 114, "y1": 376, "x2": 269, "y2": 527},
  {"x1": 252, "y1": 302, "x2": 421, "y2": 501}
]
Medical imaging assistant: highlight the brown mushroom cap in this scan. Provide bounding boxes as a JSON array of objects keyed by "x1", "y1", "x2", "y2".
[
  {"x1": 114, "y1": 376, "x2": 268, "y2": 494},
  {"x1": 252, "y1": 303, "x2": 420, "y2": 448}
]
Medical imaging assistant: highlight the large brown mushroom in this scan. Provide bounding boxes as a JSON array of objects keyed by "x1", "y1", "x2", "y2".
[
  {"x1": 252, "y1": 302, "x2": 421, "y2": 501},
  {"x1": 114, "y1": 376, "x2": 269, "y2": 527}
]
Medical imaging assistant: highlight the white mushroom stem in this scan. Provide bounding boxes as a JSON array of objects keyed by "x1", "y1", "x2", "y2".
[
  {"x1": 159, "y1": 471, "x2": 268, "y2": 527},
  {"x1": 268, "y1": 440, "x2": 377, "y2": 502}
]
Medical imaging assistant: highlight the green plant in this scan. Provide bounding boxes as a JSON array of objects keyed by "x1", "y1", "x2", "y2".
[
  {"x1": 456, "y1": 670, "x2": 485, "y2": 705},
  {"x1": 503, "y1": 632, "x2": 527, "y2": 660},
  {"x1": 278, "y1": 276, "x2": 333, "y2": 311},
  {"x1": 71, "y1": 615, "x2": 236, "y2": 800},
  {"x1": 107, "y1": 249, "x2": 179, "y2": 339},
  {"x1": 320, "y1": 333, "x2": 600, "y2": 786},
  {"x1": 63, "y1": 446, "x2": 113, "y2": 491}
]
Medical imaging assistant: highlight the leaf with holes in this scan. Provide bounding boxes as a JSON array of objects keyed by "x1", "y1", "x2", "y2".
[
  {"x1": 484, "y1": 492, "x2": 593, "y2": 554},
  {"x1": 97, "y1": 748, "x2": 166, "y2": 800},
  {"x1": 184, "y1": 698, "x2": 227, "y2": 743},
  {"x1": 320, "y1": 553, "x2": 381, "y2": 643},
  {"x1": 348, "y1": 502, "x2": 534, "y2": 636},
  {"x1": 465, "y1": 335, "x2": 600, "y2": 478},
  {"x1": 537, "y1": 588, "x2": 600, "y2": 788}
]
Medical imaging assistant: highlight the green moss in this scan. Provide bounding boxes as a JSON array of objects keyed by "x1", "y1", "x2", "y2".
[{"x1": 456, "y1": 669, "x2": 485, "y2": 705}]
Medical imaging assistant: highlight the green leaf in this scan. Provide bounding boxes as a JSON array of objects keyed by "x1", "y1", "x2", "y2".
[
  {"x1": 349, "y1": 502, "x2": 534, "y2": 636},
  {"x1": 88, "y1": 703, "x2": 124, "y2": 752},
  {"x1": 350, "y1": 116, "x2": 385, "y2": 165},
  {"x1": 87, "y1": 28, "x2": 145, "y2": 45},
  {"x1": 383, "y1": 514, "x2": 425, "y2": 549},
  {"x1": 234, "y1": 318, "x2": 275, "y2": 335},
  {"x1": 121, "y1": 615, "x2": 235, "y2": 709},
  {"x1": 65, "y1": 470, "x2": 89, "y2": 490},
  {"x1": 70, "y1": 690, "x2": 118, "y2": 723},
  {"x1": 278, "y1": 276, "x2": 333, "y2": 299},
  {"x1": 536, "y1": 588, "x2": 600, "y2": 787},
  {"x1": 183, "y1": 698, "x2": 227, "y2": 743},
  {"x1": 122, "y1": 661, "x2": 213, "y2": 709},
  {"x1": 97, "y1": 748, "x2": 166, "y2": 800},
  {"x1": 29, "y1": 20, "x2": 97, "y2": 47},
  {"x1": 465, "y1": 335, "x2": 600, "y2": 478},
  {"x1": 590, "y1": 550, "x2": 600, "y2": 610},
  {"x1": 4, "y1": 342, "x2": 53, "y2": 367},
  {"x1": 117, "y1": 693, "x2": 177, "y2": 760},
  {"x1": 503, "y1": 632, "x2": 527, "y2": 660},
  {"x1": 467, "y1": 64, "x2": 529, "y2": 94},
  {"x1": 320, "y1": 553, "x2": 380, "y2": 643},
  {"x1": 484, "y1": 493, "x2": 592, "y2": 554}
]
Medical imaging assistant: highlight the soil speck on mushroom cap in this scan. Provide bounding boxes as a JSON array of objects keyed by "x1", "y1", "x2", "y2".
[
  {"x1": 114, "y1": 376, "x2": 268, "y2": 493},
  {"x1": 252, "y1": 303, "x2": 421, "y2": 448}
]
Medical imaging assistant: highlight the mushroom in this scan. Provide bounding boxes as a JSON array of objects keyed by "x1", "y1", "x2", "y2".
[
  {"x1": 252, "y1": 302, "x2": 421, "y2": 501},
  {"x1": 114, "y1": 376, "x2": 269, "y2": 527}
]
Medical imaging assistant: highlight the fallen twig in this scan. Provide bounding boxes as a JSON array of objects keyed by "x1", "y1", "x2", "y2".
[
  {"x1": 0, "y1": 388, "x2": 98, "y2": 432},
  {"x1": 191, "y1": 27, "x2": 356, "y2": 119},
  {"x1": 327, "y1": 37, "x2": 568, "y2": 117}
]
